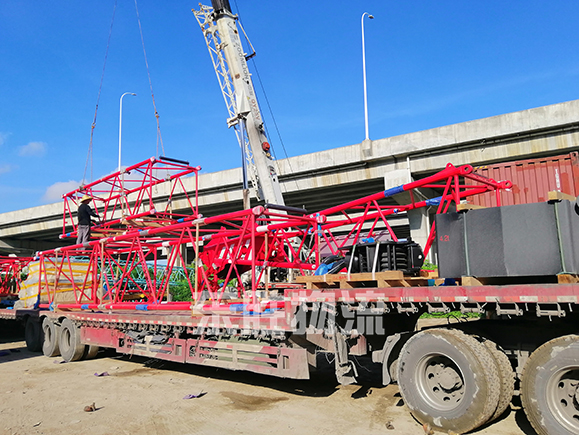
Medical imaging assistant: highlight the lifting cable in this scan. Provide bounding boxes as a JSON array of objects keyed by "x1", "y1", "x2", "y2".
[
  {"x1": 134, "y1": 0, "x2": 165, "y2": 158},
  {"x1": 251, "y1": 61, "x2": 299, "y2": 192},
  {"x1": 83, "y1": 0, "x2": 118, "y2": 184},
  {"x1": 233, "y1": 0, "x2": 300, "y2": 192}
]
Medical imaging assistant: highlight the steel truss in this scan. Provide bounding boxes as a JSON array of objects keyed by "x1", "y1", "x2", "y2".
[
  {"x1": 61, "y1": 156, "x2": 200, "y2": 241},
  {"x1": 32, "y1": 162, "x2": 510, "y2": 313},
  {"x1": 0, "y1": 256, "x2": 32, "y2": 298},
  {"x1": 316, "y1": 163, "x2": 511, "y2": 257},
  {"x1": 193, "y1": 5, "x2": 260, "y2": 198}
]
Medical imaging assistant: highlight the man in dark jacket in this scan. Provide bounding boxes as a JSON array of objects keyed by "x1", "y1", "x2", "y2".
[{"x1": 76, "y1": 194, "x2": 99, "y2": 245}]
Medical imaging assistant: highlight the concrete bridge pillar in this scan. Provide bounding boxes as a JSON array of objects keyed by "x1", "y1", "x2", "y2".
[{"x1": 384, "y1": 167, "x2": 436, "y2": 261}]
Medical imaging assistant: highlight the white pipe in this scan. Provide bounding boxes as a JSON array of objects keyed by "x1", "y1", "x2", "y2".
[
  {"x1": 118, "y1": 92, "x2": 136, "y2": 172},
  {"x1": 361, "y1": 12, "x2": 374, "y2": 141}
]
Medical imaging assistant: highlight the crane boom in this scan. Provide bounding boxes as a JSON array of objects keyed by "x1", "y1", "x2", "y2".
[{"x1": 193, "y1": 1, "x2": 285, "y2": 206}]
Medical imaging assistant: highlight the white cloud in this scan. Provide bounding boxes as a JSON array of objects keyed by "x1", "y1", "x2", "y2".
[
  {"x1": 18, "y1": 141, "x2": 47, "y2": 157},
  {"x1": 0, "y1": 164, "x2": 15, "y2": 175},
  {"x1": 0, "y1": 132, "x2": 9, "y2": 146},
  {"x1": 42, "y1": 180, "x2": 80, "y2": 203}
]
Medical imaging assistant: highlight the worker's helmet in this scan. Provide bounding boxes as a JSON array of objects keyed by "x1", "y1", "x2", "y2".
[{"x1": 80, "y1": 194, "x2": 92, "y2": 203}]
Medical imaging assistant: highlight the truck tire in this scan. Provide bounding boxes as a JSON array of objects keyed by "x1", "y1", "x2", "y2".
[
  {"x1": 397, "y1": 328, "x2": 500, "y2": 434},
  {"x1": 41, "y1": 317, "x2": 61, "y2": 357},
  {"x1": 482, "y1": 338, "x2": 515, "y2": 422},
  {"x1": 25, "y1": 318, "x2": 42, "y2": 352},
  {"x1": 83, "y1": 345, "x2": 100, "y2": 360},
  {"x1": 521, "y1": 335, "x2": 579, "y2": 435},
  {"x1": 59, "y1": 318, "x2": 85, "y2": 362}
]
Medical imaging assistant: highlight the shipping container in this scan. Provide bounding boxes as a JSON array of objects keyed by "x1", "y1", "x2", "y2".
[{"x1": 465, "y1": 152, "x2": 579, "y2": 207}]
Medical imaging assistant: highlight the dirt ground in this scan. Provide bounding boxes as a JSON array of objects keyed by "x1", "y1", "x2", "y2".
[{"x1": 0, "y1": 322, "x2": 536, "y2": 435}]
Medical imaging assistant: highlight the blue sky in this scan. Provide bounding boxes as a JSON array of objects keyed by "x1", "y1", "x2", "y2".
[{"x1": 1, "y1": 0, "x2": 579, "y2": 213}]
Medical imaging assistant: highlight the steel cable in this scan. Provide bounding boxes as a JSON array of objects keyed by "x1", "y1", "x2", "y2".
[{"x1": 134, "y1": 0, "x2": 165, "y2": 158}]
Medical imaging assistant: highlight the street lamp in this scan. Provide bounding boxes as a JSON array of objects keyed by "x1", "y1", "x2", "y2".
[
  {"x1": 361, "y1": 12, "x2": 374, "y2": 141},
  {"x1": 118, "y1": 92, "x2": 136, "y2": 172}
]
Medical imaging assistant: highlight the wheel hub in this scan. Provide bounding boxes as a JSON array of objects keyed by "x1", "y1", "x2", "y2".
[
  {"x1": 420, "y1": 356, "x2": 465, "y2": 410},
  {"x1": 439, "y1": 366, "x2": 463, "y2": 390},
  {"x1": 549, "y1": 369, "x2": 579, "y2": 431}
]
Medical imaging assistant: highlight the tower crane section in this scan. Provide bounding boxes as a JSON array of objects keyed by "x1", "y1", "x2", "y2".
[{"x1": 193, "y1": 1, "x2": 285, "y2": 206}]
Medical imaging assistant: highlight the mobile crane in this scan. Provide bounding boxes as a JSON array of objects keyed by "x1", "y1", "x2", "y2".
[{"x1": 193, "y1": 0, "x2": 285, "y2": 208}]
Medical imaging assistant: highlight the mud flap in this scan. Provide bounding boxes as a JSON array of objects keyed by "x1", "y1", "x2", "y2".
[
  {"x1": 328, "y1": 318, "x2": 358, "y2": 385},
  {"x1": 372, "y1": 333, "x2": 401, "y2": 385}
]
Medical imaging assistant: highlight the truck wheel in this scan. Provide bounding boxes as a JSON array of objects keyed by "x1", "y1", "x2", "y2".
[
  {"x1": 83, "y1": 345, "x2": 100, "y2": 360},
  {"x1": 521, "y1": 335, "x2": 579, "y2": 435},
  {"x1": 41, "y1": 317, "x2": 61, "y2": 357},
  {"x1": 59, "y1": 318, "x2": 85, "y2": 362},
  {"x1": 397, "y1": 328, "x2": 500, "y2": 434},
  {"x1": 482, "y1": 338, "x2": 515, "y2": 422},
  {"x1": 25, "y1": 318, "x2": 42, "y2": 352}
]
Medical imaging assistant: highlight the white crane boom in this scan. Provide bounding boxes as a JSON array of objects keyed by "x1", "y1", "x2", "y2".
[{"x1": 193, "y1": 1, "x2": 285, "y2": 206}]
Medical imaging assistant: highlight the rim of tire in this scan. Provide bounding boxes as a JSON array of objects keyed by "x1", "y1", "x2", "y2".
[
  {"x1": 522, "y1": 334, "x2": 579, "y2": 435},
  {"x1": 545, "y1": 365, "x2": 579, "y2": 433},
  {"x1": 397, "y1": 328, "x2": 500, "y2": 433},
  {"x1": 415, "y1": 353, "x2": 465, "y2": 411}
]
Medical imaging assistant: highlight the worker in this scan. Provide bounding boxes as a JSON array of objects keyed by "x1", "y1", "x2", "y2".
[{"x1": 76, "y1": 194, "x2": 99, "y2": 245}]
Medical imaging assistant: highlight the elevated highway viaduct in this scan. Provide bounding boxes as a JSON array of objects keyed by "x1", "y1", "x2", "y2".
[{"x1": 1, "y1": 99, "x2": 578, "y2": 257}]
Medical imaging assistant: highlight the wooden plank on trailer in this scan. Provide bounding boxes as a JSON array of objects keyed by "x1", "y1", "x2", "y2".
[
  {"x1": 419, "y1": 269, "x2": 439, "y2": 278},
  {"x1": 558, "y1": 274, "x2": 579, "y2": 284},
  {"x1": 297, "y1": 271, "x2": 437, "y2": 289},
  {"x1": 457, "y1": 203, "x2": 487, "y2": 211},
  {"x1": 339, "y1": 280, "x2": 354, "y2": 289},
  {"x1": 461, "y1": 276, "x2": 487, "y2": 286},
  {"x1": 295, "y1": 270, "x2": 404, "y2": 283},
  {"x1": 547, "y1": 190, "x2": 577, "y2": 202}
]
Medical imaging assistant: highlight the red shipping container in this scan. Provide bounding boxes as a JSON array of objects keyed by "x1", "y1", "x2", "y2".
[{"x1": 465, "y1": 152, "x2": 579, "y2": 207}]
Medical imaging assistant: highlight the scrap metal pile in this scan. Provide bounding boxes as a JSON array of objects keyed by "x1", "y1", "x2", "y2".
[{"x1": 11, "y1": 161, "x2": 510, "y2": 312}]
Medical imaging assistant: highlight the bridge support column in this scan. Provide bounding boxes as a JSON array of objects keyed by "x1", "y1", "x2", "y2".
[
  {"x1": 384, "y1": 168, "x2": 435, "y2": 262},
  {"x1": 407, "y1": 208, "x2": 432, "y2": 261}
]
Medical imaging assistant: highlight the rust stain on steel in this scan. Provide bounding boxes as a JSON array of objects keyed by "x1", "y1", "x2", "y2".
[{"x1": 466, "y1": 152, "x2": 579, "y2": 206}]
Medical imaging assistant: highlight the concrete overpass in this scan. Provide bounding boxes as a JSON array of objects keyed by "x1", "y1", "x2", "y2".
[{"x1": 1, "y1": 99, "x2": 578, "y2": 255}]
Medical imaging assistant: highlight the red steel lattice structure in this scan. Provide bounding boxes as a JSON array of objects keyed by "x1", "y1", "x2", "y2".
[
  {"x1": 33, "y1": 162, "x2": 511, "y2": 313},
  {"x1": 61, "y1": 156, "x2": 200, "y2": 241},
  {"x1": 0, "y1": 256, "x2": 32, "y2": 297},
  {"x1": 315, "y1": 163, "x2": 511, "y2": 258}
]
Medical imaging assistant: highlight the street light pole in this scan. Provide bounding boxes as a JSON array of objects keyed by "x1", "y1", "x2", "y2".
[
  {"x1": 361, "y1": 12, "x2": 374, "y2": 141},
  {"x1": 118, "y1": 92, "x2": 136, "y2": 172}
]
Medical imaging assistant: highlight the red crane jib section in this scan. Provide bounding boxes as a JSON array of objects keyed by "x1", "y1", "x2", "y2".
[
  {"x1": 25, "y1": 162, "x2": 509, "y2": 312},
  {"x1": 60, "y1": 157, "x2": 201, "y2": 241},
  {"x1": 0, "y1": 256, "x2": 33, "y2": 297}
]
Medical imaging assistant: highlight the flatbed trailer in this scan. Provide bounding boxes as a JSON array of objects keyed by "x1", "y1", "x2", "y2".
[
  {"x1": 2, "y1": 278, "x2": 579, "y2": 435},
  {"x1": 1, "y1": 161, "x2": 576, "y2": 435}
]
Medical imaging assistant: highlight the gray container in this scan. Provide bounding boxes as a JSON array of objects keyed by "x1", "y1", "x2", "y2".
[{"x1": 436, "y1": 200, "x2": 579, "y2": 278}]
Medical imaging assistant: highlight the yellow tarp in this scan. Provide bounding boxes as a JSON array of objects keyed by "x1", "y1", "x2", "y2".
[{"x1": 16, "y1": 260, "x2": 94, "y2": 308}]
